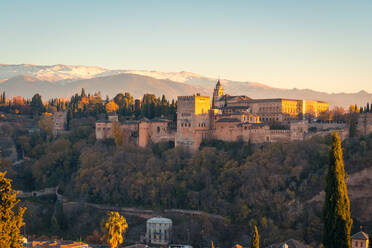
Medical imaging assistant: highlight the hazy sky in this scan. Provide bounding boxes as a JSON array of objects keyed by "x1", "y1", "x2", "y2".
[{"x1": 1, "y1": 0, "x2": 372, "y2": 93}]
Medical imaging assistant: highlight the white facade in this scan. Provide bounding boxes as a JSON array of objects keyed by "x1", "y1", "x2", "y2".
[{"x1": 146, "y1": 217, "x2": 172, "y2": 245}]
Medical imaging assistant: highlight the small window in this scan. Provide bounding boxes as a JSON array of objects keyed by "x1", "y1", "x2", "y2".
[{"x1": 157, "y1": 126, "x2": 160, "y2": 133}]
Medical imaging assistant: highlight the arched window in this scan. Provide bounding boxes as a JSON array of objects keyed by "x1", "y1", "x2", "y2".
[{"x1": 157, "y1": 126, "x2": 160, "y2": 133}]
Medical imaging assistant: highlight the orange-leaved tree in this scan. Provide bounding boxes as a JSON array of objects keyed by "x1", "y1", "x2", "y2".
[
  {"x1": 0, "y1": 171, "x2": 26, "y2": 248},
  {"x1": 102, "y1": 211, "x2": 128, "y2": 248}
]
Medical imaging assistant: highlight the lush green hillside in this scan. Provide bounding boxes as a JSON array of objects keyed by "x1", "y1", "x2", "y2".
[{"x1": 2, "y1": 117, "x2": 372, "y2": 247}]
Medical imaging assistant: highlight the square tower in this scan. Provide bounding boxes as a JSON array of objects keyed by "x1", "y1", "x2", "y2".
[{"x1": 176, "y1": 95, "x2": 211, "y2": 150}]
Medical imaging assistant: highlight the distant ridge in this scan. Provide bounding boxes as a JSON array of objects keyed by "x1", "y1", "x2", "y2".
[{"x1": 0, "y1": 63, "x2": 371, "y2": 108}]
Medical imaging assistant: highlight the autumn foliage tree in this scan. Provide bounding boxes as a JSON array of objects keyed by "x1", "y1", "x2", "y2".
[
  {"x1": 0, "y1": 171, "x2": 26, "y2": 248},
  {"x1": 105, "y1": 100, "x2": 119, "y2": 113},
  {"x1": 38, "y1": 115, "x2": 53, "y2": 138},
  {"x1": 323, "y1": 132, "x2": 352, "y2": 248},
  {"x1": 112, "y1": 121, "x2": 123, "y2": 147},
  {"x1": 102, "y1": 211, "x2": 128, "y2": 248},
  {"x1": 251, "y1": 225, "x2": 259, "y2": 248}
]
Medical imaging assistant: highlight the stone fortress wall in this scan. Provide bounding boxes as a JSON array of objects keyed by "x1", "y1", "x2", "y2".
[
  {"x1": 95, "y1": 81, "x2": 372, "y2": 150},
  {"x1": 357, "y1": 113, "x2": 372, "y2": 136},
  {"x1": 96, "y1": 116, "x2": 175, "y2": 147}
]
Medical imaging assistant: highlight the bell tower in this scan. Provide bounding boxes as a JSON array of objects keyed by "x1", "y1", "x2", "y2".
[{"x1": 213, "y1": 79, "x2": 224, "y2": 108}]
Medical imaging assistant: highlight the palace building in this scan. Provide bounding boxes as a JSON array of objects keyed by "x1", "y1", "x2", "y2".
[
  {"x1": 174, "y1": 80, "x2": 328, "y2": 150},
  {"x1": 97, "y1": 80, "x2": 333, "y2": 150},
  {"x1": 213, "y1": 80, "x2": 329, "y2": 122}
]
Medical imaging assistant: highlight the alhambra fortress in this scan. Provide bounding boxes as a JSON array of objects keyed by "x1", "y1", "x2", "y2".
[{"x1": 94, "y1": 80, "x2": 372, "y2": 149}]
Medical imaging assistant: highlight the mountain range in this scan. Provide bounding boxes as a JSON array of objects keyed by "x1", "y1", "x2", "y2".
[{"x1": 0, "y1": 64, "x2": 371, "y2": 108}]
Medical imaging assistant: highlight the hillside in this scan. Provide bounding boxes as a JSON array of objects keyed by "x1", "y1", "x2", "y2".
[
  {"x1": 4, "y1": 113, "x2": 371, "y2": 247},
  {"x1": 0, "y1": 64, "x2": 371, "y2": 107}
]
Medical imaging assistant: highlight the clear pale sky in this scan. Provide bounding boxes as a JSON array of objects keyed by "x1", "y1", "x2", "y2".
[{"x1": 1, "y1": 0, "x2": 371, "y2": 93}]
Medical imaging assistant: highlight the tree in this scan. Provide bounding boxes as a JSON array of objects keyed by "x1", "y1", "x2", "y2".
[
  {"x1": 251, "y1": 225, "x2": 259, "y2": 248},
  {"x1": 323, "y1": 132, "x2": 352, "y2": 248},
  {"x1": 81, "y1": 88, "x2": 87, "y2": 97},
  {"x1": 31, "y1": 93, "x2": 45, "y2": 115},
  {"x1": 38, "y1": 116, "x2": 53, "y2": 138},
  {"x1": 0, "y1": 171, "x2": 26, "y2": 248},
  {"x1": 66, "y1": 109, "x2": 72, "y2": 130},
  {"x1": 102, "y1": 211, "x2": 128, "y2": 248},
  {"x1": 141, "y1": 94, "x2": 156, "y2": 118},
  {"x1": 112, "y1": 121, "x2": 123, "y2": 147},
  {"x1": 106, "y1": 101, "x2": 119, "y2": 113}
]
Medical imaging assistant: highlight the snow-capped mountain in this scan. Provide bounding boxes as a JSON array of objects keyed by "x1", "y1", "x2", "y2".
[
  {"x1": 0, "y1": 64, "x2": 210, "y2": 83},
  {"x1": 0, "y1": 63, "x2": 371, "y2": 108},
  {"x1": 122, "y1": 70, "x2": 208, "y2": 83},
  {"x1": 0, "y1": 64, "x2": 116, "y2": 82}
]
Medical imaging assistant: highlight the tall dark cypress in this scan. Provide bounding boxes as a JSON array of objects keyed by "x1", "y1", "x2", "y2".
[{"x1": 323, "y1": 132, "x2": 352, "y2": 248}]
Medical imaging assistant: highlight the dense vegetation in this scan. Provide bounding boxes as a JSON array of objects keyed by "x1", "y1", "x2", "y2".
[
  {"x1": 1, "y1": 91, "x2": 372, "y2": 246},
  {"x1": 2, "y1": 113, "x2": 371, "y2": 246},
  {"x1": 0, "y1": 90, "x2": 177, "y2": 121}
]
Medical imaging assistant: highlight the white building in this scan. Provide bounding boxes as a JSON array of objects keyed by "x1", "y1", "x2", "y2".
[
  {"x1": 146, "y1": 217, "x2": 172, "y2": 245},
  {"x1": 351, "y1": 231, "x2": 369, "y2": 248}
]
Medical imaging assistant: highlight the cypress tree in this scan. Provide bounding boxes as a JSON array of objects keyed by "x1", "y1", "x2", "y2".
[
  {"x1": 323, "y1": 132, "x2": 352, "y2": 248},
  {"x1": 66, "y1": 109, "x2": 72, "y2": 130},
  {"x1": 0, "y1": 171, "x2": 26, "y2": 248},
  {"x1": 251, "y1": 225, "x2": 259, "y2": 248},
  {"x1": 30, "y1": 93, "x2": 45, "y2": 115},
  {"x1": 81, "y1": 88, "x2": 86, "y2": 97}
]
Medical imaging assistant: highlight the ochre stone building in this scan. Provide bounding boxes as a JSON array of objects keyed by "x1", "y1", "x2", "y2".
[
  {"x1": 174, "y1": 81, "x2": 327, "y2": 150},
  {"x1": 213, "y1": 80, "x2": 329, "y2": 122},
  {"x1": 96, "y1": 116, "x2": 175, "y2": 147},
  {"x1": 357, "y1": 112, "x2": 372, "y2": 136},
  {"x1": 96, "y1": 80, "x2": 339, "y2": 150},
  {"x1": 175, "y1": 94, "x2": 309, "y2": 150}
]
